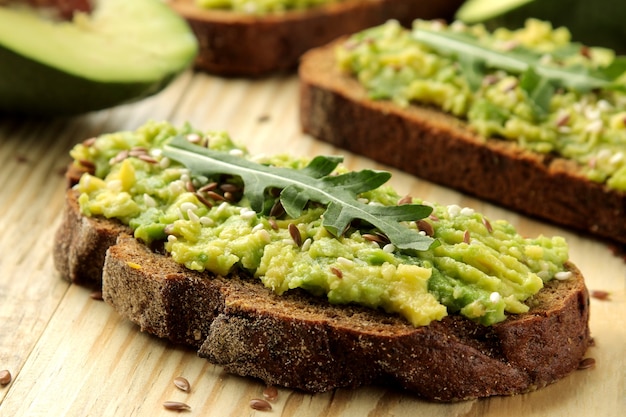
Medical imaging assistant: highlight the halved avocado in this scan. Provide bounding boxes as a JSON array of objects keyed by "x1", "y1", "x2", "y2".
[
  {"x1": 456, "y1": 0, "x2": 626, "y2": 53},
  {"x1": 0, "y1": 0, "x2": 198, "y2": 116}
]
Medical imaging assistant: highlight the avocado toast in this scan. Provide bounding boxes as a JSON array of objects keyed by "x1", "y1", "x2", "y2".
[
  {"x1": 299, "y1": 19, "x2": 626, "y2": 244},
  {"x1": 54, "y1": 121, "x2": 591, "y2": 401}
]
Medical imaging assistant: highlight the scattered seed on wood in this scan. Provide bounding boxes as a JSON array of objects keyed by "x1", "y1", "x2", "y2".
[
  {"x1": 257, "y1": 114, "x2": 271, "y2": 123},
  {"x1": 89, "y1": 290, "x2": 103, "y2": 301},
  {"x1": 0, "y1": 370, "x2": 12, "y2": 386},
  {"x1": 249, "y1": 398, "x2": 272, "y2": 411},
  {"x1": 577, "y1": 357, "x2": 596, "y2": 370},
  {"x1": 173, "y1": 376, "x2": 191, "y2": 392},
  {"x1": 591, "y1": 290, "x2": 611, "y2": 301},
  {"x1": 289, "y1": 223, "x2": 302, "y2": 247},
  {"x1": 263, "y1": 385, "x2": 278, "y2": 402},
  {"x1": 416, "y1": 220, "x2": 434, "y2": 237},
  {"x1": 163, "y1": 401, "x2": 191, "y2": 411}
]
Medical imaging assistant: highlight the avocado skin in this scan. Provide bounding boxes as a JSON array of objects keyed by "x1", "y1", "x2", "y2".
[
  {"x1": 0, "y1": 43, "x2": 179, "y2": 117},
  {"x1": 457, "y1": 0, "x2": 626, "y2": 53}
]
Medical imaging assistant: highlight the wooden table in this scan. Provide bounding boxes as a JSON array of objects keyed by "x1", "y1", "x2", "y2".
[{"x1": 0, "y1": 70, "x2": 624, "y2": 416}]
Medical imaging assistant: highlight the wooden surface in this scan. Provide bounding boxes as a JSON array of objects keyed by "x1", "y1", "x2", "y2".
[{"x1": 0, "y1": 70, "x2": 624, "y2": 416}]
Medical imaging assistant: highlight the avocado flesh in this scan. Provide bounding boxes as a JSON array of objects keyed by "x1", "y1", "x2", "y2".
[
  {"x1": 456, "y1": 0, "x2": 626, "y2": 53},
  {"x1": 0, "y1": 0, "x2": 198, "y2": 115}
]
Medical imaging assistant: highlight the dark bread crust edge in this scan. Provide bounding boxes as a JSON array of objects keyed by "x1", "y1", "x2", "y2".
[
  {"x1": 55, "y1": 189, "x2": 591, "y2": 401},
  {"x1": 167, "y1": 0, "x2": 463, "y2": 76},
  {"x1": 298, "y1": 40, "x2": 626, "y2": 245}
]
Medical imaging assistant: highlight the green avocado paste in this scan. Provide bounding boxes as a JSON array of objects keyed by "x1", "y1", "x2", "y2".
[
  {"x1": 337, "y1": 19, "x2": 626, "y2": 190},
  {"x1": 196, "y1": 0, "x2": 343, "y2": 14},
  {"x1": 71, "y1": 121, "x2": 571, "y2": 327}
]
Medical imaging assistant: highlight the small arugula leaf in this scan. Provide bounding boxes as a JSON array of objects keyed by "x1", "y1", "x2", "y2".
[
  {"x1": 519, "y1": 66, "x2": 555, "y2": 118},
  {"x1": 457, "y1": 53, "x2": 486, "y2": 92},
  {"x1": 323, "y1": 202, "x2": 436, "y2": 251},
  {"x1": 300, "y1": 155, "x2": 343, "y2": 178},
  {"x1": 163, "y1": 136, "x2": 436, "y2": 250},
  {"x1": 412, "y1": 28, "x2": 617, "y2": 92}
]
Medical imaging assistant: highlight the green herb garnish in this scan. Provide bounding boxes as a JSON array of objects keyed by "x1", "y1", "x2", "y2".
[
  {"x1": 412, "y1": 28, "x2": 624, "y2": 93},
  {"x1": 163, "y1": 136, "x2": 436, "y2": 251}
]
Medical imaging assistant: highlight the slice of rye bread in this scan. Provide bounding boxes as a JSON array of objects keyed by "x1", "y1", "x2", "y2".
[
  {"x1": 166, "y1": 0, "x2": 463, "y2": 76},
  {"x1": 299, "y1": 39, "x2": 626, "y2": 245},
  {"x1": 54, "y1": 188, "x2": 592, "y2": 401}
]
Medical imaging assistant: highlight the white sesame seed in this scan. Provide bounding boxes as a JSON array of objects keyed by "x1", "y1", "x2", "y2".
[
  {"x1": 240, "y1": 208, "x2": 257, "y2": 220},
  {"x1": 584, "y1": 107, "x2": 601, "y2": 120},
  {"x1": 609, "y1": 152, "x2": 623, "y2": 164},
  {"x1": 586, "y1": 119, "x2": 603, "y2": 133},
  {"x1": 301, "y1": 238, "x2": 312, "y2": 251},
  {"x1": 186, "y1": 133, "x2": 201, "y2": 143},
  {"x1": 337, "y1": 256, "x2": 354, "y2": 266},
  {"x1": 167, "y1": 235, "x2": 177, "y2": 243},
  {"x1": 150, "y1": 148, "x2": 162, "y2": 157},
  {"x1": 169, "y1": 180, "x2": 184, "y2": 195},
  {"x1": 489, "y1": 292, "x2": 501, "y2": 303},
  {"x1": 554, "y1": 271, "x2": 573, "y2": 281},
  {"x1": 460, "y1": 207, "x2": 475, "y2": 216},
  {"x1": 159, "y1": 157, "x2": 171, "y2": 169},
  {"x1": 597, "y1": 99, "x2": 612, "y2": 111},
  {"x1": 229, "y1": 149, "x2": 244, "y2": 157},
  {"x1": 143, "y1": 194, "x2": 157, "y2": 208},
  {"x1": 180, "y1": 202, "x2": 197, "y2": 212},
  {"x1": 200, "y1": 217, "x2": 214, "y2": 226},
  {"x1": 216, "y1": 201, "x2": 229, "y2": 215},
  {"x1": 382, "y1": 243, "x2": 396, "y2": 253},
  {"x1": 107, "y1": 179, "x2": 122, "y2": 192},
  {"x1": 447, "y1": 204, "x2": 461, "y2": 218},
  {"x1": 187, "y1": 209, "x2": 199, "y2": 223},
  {"x1": 257, "y1": 229, "x2": 272, "y2": 243},
  {"x1": 180, "y1": 173, "x2": 191, "y2": 184},
  {"x1": 251, "y1": 223, "x2": 264, "y2": 232}
]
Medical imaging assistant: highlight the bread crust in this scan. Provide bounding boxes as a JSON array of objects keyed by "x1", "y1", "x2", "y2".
[
  {"x1": 299, "y1": 40, "x2": 626, "y2": 245},
  {"x1": 55, "y1": 188, "x2": 591, "y2": 401},
  {"x1": 167, "y1": 0, "x2": 463, "y2": 76}
]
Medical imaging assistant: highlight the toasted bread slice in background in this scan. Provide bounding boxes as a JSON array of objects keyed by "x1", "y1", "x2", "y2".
[
  {"x1": 299, "y1": 39, "x2": 626, "y2": 245},
  {"x1": 167, "y1": 0, "x2": 463, "y2": 76}
]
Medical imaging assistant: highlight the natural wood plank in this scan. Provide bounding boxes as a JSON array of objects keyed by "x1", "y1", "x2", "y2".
[{"x1": 0, "y1": 69, "x2": 624, "y2": 416}]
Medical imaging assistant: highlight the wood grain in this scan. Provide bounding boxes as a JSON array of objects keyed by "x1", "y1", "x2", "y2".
[{"x1": 0, "y1": 71, "x2": 624, "y2": 417}]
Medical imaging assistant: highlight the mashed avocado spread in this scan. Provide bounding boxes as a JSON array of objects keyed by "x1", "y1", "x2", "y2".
[
  {"x1": 338, "y1": 19, "x2": 626, "y2": 190},
  {"x1": 71, "y1": 121, "x2": 570, "y2": 327},
  {"x1": 196, "y1": 0, "x2": 343, "y2": 14}
]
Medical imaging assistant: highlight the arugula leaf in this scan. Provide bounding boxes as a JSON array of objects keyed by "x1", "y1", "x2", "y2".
[
  {"x1": 163, "y1": 136, "x2": 436, "y2": 251},
  {"x1": 412, "y1": 28, "x2": 620, "y2": 93},
  {"x1": 519, "y1": 66, "x2": 555, "y2": 118}
]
